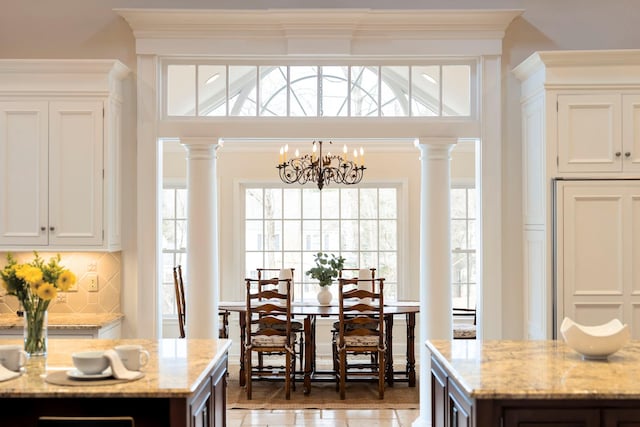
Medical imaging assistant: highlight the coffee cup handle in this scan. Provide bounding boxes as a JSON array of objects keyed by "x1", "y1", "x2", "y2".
[{"x1": 139, "y1": 349, "x2": 150, "y2": 367}]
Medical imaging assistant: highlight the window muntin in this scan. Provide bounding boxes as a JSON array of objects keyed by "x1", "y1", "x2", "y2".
[
  {"x1": 165, "y1": 62, "x2": 474, "y2": 118},
  {"x1": 451, "y1": 187, "x2": 476, "y2": 310},
  {"x1": 244, "y1": 186, "x2": 399, "y2": 302},
  {"x1": 162, "y1": 187, "x2": 188, "y2": 317}
]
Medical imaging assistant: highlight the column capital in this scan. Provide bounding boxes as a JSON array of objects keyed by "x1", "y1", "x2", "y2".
[
  {"x1": 180, "y1": 137, "x2": 223, "y2": 159},
  {"x1": 415, "y1": 137, "x2": 457, "y2": 159}
]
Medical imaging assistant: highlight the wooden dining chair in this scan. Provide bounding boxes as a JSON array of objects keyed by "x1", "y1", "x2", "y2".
[
  {"x1": 333, "y1": 276, "x2": 386, "y2": 400},
  {"x1": 173, "y1": 265, "x2": 230, "y2": 339},
  {"x1": 244, "y1": 276, "x2": 297, "y2": 399}
]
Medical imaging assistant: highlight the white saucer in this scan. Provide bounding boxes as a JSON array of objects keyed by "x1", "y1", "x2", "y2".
[{"x1": 66, "y1": 367, "x2": 113, "y2": 380}]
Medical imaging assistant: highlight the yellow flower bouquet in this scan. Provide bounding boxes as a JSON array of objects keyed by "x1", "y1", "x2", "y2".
[{"x1": 1, "y1": 252, "x2": 76, "y2": 356}]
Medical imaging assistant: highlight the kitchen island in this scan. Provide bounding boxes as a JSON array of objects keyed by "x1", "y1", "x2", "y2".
[
  {"x1": 428, "y1": 339, "x2": 640, "y2": 427},
  {"x1": 0, "y1": 338, "x2": 231, "y2": 427}
]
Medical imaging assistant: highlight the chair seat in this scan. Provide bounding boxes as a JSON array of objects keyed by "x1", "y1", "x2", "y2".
[
  {"x1": 453, "y1": 324, "x2": 477, "y2": 339},
  {"x1": 332, "y1": 320, "x2": 377, "y2": 331},
  {"x1": 270, "y1": 320, "x2": 303, "y2": 331},
  {"x1": 252, "y1": 335, "x2": 288, "y2": 347},
  {"x1": 344, "y1": 335, "x2": 380, "y2": 346}
]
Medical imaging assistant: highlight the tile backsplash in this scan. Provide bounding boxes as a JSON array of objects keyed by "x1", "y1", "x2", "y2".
[{"x1": 0, "y1": 252, "x2": 121, "y2": 314}]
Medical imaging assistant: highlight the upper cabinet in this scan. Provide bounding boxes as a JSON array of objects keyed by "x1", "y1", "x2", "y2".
[
  {"x1": 0, "y1": 60, "x2": 129, "y2": 251},
  {"x1": 557, "y1": 93, "x2": 640, "y2": 173}
]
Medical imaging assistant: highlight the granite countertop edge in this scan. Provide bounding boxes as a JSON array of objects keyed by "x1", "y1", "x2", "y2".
[{"x1": 0, "y1": 313, "x2": 124, "y2": 330}]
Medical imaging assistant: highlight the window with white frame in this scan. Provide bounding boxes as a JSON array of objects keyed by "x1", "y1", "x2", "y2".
[
  {"x1": 244, "y1": 186, "x2": 399, "y2": 301},
  {"x1": 161, "y1": 187, "x2": 188, "y2": 316},
  {"x1": 450, "y1": 186, "x2": 476, "y2": 309},
  {"x1": 165, "y1": 62, "x2": 474, "y2": 118}
]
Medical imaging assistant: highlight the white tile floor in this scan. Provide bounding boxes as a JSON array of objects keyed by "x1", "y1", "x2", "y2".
[{"x1": 227, "y1": 408, "x2": 420, "y2": 427}]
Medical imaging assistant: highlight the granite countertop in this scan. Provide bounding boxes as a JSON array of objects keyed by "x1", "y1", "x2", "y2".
[
  {"x1": 0, "y1": 313, "x2": 124, "y2": 330},
  {"x1": 0, "y1": 338, "x2": 232, "y2": 397},
  {"x1": 427, "y1": 339, "x2": 640, "y2": 400}
]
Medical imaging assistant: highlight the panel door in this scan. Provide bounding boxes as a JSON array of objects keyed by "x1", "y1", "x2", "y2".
[
  {"x1": 557, "y1": 94, "x2": 622, "y2": 173},
  {"x1": 48, "y1": 101, "x2": 103, "y2": 246},
  {"x1": 503, "y1": 408, "x2": 599, "y2": 427},
  {"x1": 0, "y1": 101, "x2": 49, "y2": 245},
  {"x1": 556, "y1": 180, "x2": 640, "y2": 337},
  {"x1": 603, "y1": 408, "x2": 640, "y2": 426},
  {"x1": 622, "y1": 95, "x2": 640, "y2": 173}
]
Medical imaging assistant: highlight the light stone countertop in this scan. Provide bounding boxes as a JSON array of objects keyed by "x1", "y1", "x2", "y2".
[
  {"x1": 0, "y1": 338, "x2": 232, "y2": 397},
  {"x1": 0, "y1": 313, "x2": 123, "y2": 330},
  {"x1": 427, "y1": 339, "x2": 640, "y2": 400}
]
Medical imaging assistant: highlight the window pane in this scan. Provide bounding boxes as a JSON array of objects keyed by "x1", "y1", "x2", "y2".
[
  {"x1": 379, "y1": 188, "x2": 397, "y2": 219},
  {"x1": 321, "y1": 66, "x2": 348, "y2": 117},
  {"x1": 162, "y1": 220, "x2": 175, "y2": 249},
  {"x1": 340, "y1": 220, "x2": 359, "y2": 251},
  {"x1": 245, "y1": 252, "x2": 263, "y2": 277},
  {"x1": 381, "y1": 66, "x2": 409, "y2": 117},
  {"x1": 360, "y1": 220, "x2": 378, "y2": 250},
  {"x1": 302, "y1": 188, "x2": 320, "y2": 218},
  {"x1": 198, "y1": 65, "x2": 226, "y2": 116},
  {"x1": 283, "y1": 188, "x2": 301, "y2": 219},
  {"x1": 264, "y1": 188, "x2": 282, "y2": 219},
  {"x1": 283, "y1": 220, "x2": 301, "y2": 251},
  {"x1": 411, "y1": 65, "x2": 440, "y2": 117},
  {"x1": 245, "y1": 220, "x2": 263, "y2": 251},
  {"x1": 468, "y1": 188, "x2": 476, "y2": 218},
  {"x1": 321, "y1": 189, "x2": 339, "y2": 219},
  {"x1": 176, "y1": 219, "x2": 187, "y2": 250},
  {"x1": 379, "y1": 252, "x2": 396, "y2": 282},
  {"x1": 302, "y1": 219, "x2": 320, "y2": 250},
  {"x1": 264, "y1": 220, "x2": 282, "y2": 250},
  {"x1": 264, "y1": 251, "x2": 282, "y2": 269},
  {"x1": 246, "y1": 189, "x2": 263, "y2": 219},
  {"x1": 176, "y1": 189, "x2": 187, "y2": 218},
  {"x1": 290, "y1": 66, "x2": 318, "y2": 116},
  {"x1": 360, "y1": 189, "x2": 378, "y2": 219},
  {"x1": 322, "y1": 220, "x2": 339, "y2": 251},
  {"x1": 351, "y1": 66, "x2": 379, "y2": 117},
  {"x1": 260, "y1": 65, "x2": 287, "y2": 116},
  {"x1": 450, "y1": 188, "x2": 467, "y2": 219},
  {"x1": 229, "y1": 65, "x2": 257, "y2": 116},
  {"x1": 452, "y1": 252, "x2": 468, "y2": 283},
  {"x1": 340, "y1": 188, "x2": 359, "y2": 219},
  {"x1": 379, "y1": 220, "x2": 396, "y2": 251},
  {"x1": 162, "y1": 189, "x2": 175, "y2": 219},
  {"x1": 359, "y1": 252, "x2": 378, "y2": 271},
  {"x1": 468, "y1": 219, "x2": 477, "y2": 249},
  {"x1": 443, "y1": 65, "x2": 471, "y2": 117},
  {"x1": 167, "y1": 65, "x2": 195, "y2": 116},
  {"x1": 451, "y1": 219, "x2": 467, "y2": 250}
]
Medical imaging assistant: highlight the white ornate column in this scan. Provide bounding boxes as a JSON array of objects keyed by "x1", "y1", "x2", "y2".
[
  {"x1": 180, "y1": 137, "x2": 222, "y2": 338},
  {"x1": 413, "y1": 137, "x2": 456, "y2": 427}
]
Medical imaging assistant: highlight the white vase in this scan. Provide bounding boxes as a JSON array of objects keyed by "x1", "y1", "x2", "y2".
[{"x1": 317, "y1": 287, "x2": 332, "y2": 306}]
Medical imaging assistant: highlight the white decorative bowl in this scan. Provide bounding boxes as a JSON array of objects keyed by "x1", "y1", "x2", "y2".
[{"x1": 560, "y1": 317, "x2": 630, "y2": 360}]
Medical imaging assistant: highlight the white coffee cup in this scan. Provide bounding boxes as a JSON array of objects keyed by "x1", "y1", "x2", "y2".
[
  {"x1": 115, "y1": 345, "x2": 150, "y2": 371},
  {"x1": 0, "y1": 344, "x2": 27, "y2": 372},
  {"x1": 72, "y1": 351, "x2": 109, "y2": 375}
]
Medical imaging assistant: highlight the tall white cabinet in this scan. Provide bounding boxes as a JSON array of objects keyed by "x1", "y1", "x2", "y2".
[
  {"x1": 0, "y1": 60, "x2": 129, "y2": 251},
  {"x1": 514, "y1": 50, "x2": 640, "y2": 339}
]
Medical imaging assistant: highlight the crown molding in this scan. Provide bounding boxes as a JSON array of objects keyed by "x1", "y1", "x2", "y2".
[{"x1": 115, "y1": 8, "x2": 522, "y2": 41}]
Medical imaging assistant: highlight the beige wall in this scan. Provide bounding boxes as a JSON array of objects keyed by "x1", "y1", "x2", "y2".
[
  {"x1": 0, "y1": 252, "x2": 122, "y2": 314},
  {"x1": 3, "y1": 0, "x2": 640, "y2": 338}
]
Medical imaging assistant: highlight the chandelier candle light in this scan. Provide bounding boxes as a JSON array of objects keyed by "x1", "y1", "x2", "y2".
[{"x1": 277, "y1": 141, "x2": 366, "y2": 190}]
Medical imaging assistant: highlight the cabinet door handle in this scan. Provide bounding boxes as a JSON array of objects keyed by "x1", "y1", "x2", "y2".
[
  {"x1": 626, "y1": 152, "x2": 631, "y2": 157},
  {"x1": 49, "y1": 226, "x2": 55, "y2": 232},
  {"x1": 40, "y1": 226, "x2": 46, "y2": 232},
  {"x1": 616, "y1": 152, "x2": 622, "y2": 157}
]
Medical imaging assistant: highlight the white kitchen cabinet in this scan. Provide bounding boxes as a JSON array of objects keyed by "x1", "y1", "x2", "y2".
[
  {"x1": 514, "y1": 50, "x2": 640, "y2": 339},
  {"x1": 555, "y1": 180, "x2": 640, "y2": 338},
  {"x1": 558, "y1": 93, "x2": 640, "y2": 173},
  {"x1": 0, "y1": 60, "x2": 129, "y2": 251}
]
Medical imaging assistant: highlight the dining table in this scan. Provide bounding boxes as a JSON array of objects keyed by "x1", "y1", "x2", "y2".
[{"x1": 218, "y1": 300, "x2": 419, "y2": 395}]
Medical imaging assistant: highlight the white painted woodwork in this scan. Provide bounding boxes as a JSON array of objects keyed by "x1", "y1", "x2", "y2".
[
  {"x1": 514, "y1": 50, "x2": 640, "y2": 339},
  {"x1": 0, "y1": 59, "x2": 129, "y2": 251},
  {"x1": 555, "y1": 180, "x2": 640, "y2": 339}
]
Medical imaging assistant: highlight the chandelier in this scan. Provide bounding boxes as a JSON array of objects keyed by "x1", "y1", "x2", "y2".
[{"x1": 277, "y1": 141, "x2": 366, "y2": 190}]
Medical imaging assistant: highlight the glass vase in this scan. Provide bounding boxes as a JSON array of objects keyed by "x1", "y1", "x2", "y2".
[{"x1": 24, "y1": 310, "x2": 48, "y2": 357}]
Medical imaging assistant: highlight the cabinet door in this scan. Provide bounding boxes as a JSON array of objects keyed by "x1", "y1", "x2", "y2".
[
  {"x1": 622, "y1": 95, "x2": 640, "y2": 173},
  {"x1": 431, "y1": 358, "x2": 448, "y2": 427},
  {"x1": 603, "y1": 408, "x2": 640, "y2": 426},
  {"x1": 556, "y1": 180, "x2": 640, "y2": 337},
  {"x1": 504, "y1": 408, "x2": 599, "y2": 427},
  {"x1": 558, "y1": 94, "x2": 622, "y2": 173},
  {"x1": 48, "y1": 101, "x2": 103, "y2": 246},
  {"x1": 448, "y1": 379, "x2": 473, "y2": 427},
  {"x1": 0, "y1": 101, "x2": 49, "y2": 245}
]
